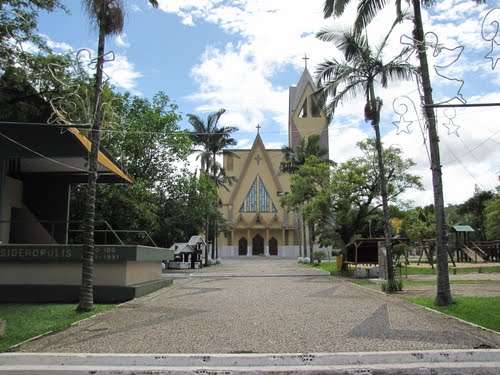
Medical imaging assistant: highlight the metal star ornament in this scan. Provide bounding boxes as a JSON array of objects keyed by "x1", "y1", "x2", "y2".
[
  {"x1": 443, "y1": 118, "x2": 460, "y2": 137},
  {"x1": 392, "y1": 115, "x2": 413, "y2": 135}
]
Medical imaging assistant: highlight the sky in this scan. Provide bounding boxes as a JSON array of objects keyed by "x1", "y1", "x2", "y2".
[{"x1": 34, "y1": 0, "x2": 500, "y2": 207}]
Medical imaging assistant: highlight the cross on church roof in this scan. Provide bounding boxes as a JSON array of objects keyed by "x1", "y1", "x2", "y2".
[
  {"x1": 256, "y1": 124, "x2": 261, "y2": 134},
  {"x1": 302, "y1": 53, "x2": 309, "y2": 69},
  {"x1": 254, "y1": 154, "x2": 262, "y2": 165}
]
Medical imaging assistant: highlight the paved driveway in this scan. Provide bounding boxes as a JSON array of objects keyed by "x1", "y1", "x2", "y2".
[{"x1": 14, "y1": 258, "x2": 500, "y2": 354}]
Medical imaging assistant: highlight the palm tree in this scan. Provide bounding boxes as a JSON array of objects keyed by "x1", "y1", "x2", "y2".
[
  {"x1": 211, "y1": 165, "x2": 237, "y2": 259},
  {"x1": 188, "y1": 109, "x2": 238, "y2": 262},
  {"x1": 280, "y1": 134, "x2": 330, "y2": 174},
  {"x1": 314, "y1": 27, "x2": 416, "y2": 283},
  {"x1": 78, "y1": 0, "x2": 158, "y2": 312},
  {"x1": 322, "y1": 0, "x2": 486, "y2": 306},
  {"x1": 280, "y1": 134, "x2": 331, "y2": 258}
]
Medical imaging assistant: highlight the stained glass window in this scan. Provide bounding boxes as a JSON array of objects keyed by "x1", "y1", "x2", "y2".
[
  {"x1": 245, "y1": 179, "x2": 257, "y2": 212},
  {"x1": 259, "y1": 180, "x2": 270, "y2": 212},
  {"x1": 240, "y1": 177, "x2": 278, "y2": 213}
]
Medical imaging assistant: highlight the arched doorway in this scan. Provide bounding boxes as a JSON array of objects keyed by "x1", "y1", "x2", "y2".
[
  {"x1": 252, "y1": 234, "x2": 264, "y2": 256},
  {"x1": 269, "y1": 237, "x2": 278, "y2": 256},
  {"x1": 238, "y1": 237, "x2": 247, "y2": 256}
]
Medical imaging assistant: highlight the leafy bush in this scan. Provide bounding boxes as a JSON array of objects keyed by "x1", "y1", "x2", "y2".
[
  {"x1": 381, "y1": 278, "x2": 403, "y2": 293},
  {"x1": 311, "y1": 251, "x2": 326, "y2": 264}
]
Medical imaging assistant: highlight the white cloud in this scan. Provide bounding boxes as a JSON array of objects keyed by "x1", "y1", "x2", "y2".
[
  {"x1": 105, "y1": 54, "x2": 143, "y2": 95},
  {"x1": 45, "y1": 38, "x2": 73, "y2": 52},
  {"x1": 131, "y1": 4, "x2": 141, "y2": 13},
  {"x1": 115, "y1": 33, "x2": 131, "y2": 48}
]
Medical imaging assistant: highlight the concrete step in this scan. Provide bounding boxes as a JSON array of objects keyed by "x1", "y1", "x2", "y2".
[{"x1": 1, "y1": 350, "x2": 499, "y2": 374}]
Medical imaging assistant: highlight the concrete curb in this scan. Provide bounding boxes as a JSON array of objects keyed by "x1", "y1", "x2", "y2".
[
  {"x1": 163, "y1": 272, "x2": 330, "y2": 278},
  {"x1": 1, "y1": 350, "x2": 499, "y2": 374}
]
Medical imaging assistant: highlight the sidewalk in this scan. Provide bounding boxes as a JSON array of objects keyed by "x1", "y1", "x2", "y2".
[
  {"x1": 4, "y1": 258, "x2": 500, "y2": 373},
  {"x1": 11, "y1": 258, "x2": 499, "y2": 354}
]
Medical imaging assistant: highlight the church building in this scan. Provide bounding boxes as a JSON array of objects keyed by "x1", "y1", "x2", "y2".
[{"x1": 217, "y1": 68, "x2": 329, "y2": 257}]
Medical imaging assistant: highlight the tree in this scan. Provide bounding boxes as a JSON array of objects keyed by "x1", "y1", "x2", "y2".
[
  {"x1": 315, "y1": 27, "x2": 415, "y2": 281},
  {"x1": 322, "y1": 0, "x2": 487, "y2": 308},
  {"x1": 280, "y1": 134, "x2": 330, "y2": 174},
  {"x1": 484, "y1": 188, "x2": 500, "y2": 240},
  {"x1": 69, "y1": 90, "x2": 192, "y2": 248},
  {"x1": 280, "y1": 156, "x2": 332, "y2": 258},
  {"x1": 0, "y1": 0, "x2": 66, "y2": 70},
  {"x1": 316, "y1": 140, "x2": 422, "y2": 267},
  {"x1": 279, "y1": 134, "x2": 332, "y2": 257},
  {"x1": 456, "y1": 186, "x2": 494, "y2": 237},
  {"x1": 78, "y1": 0, "x2": 159, "y2": 312},
  {"x1": 188, "y1": 109, "x2": 238, "y2": 262}
]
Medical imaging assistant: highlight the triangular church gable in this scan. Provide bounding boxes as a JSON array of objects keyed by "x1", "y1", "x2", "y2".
[
  {"x1": 233, "y1": 213, "x2": 249, "y2": 227},
  {"x1": 228, "y1": 134, "x2": 283, "y2": 206},
  {"x1": 250, "y1": 213, "x2": 267, "y2": 226}
]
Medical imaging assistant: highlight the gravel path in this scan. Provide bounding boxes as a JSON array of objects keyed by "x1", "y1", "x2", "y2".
[{"x1": 14, "y1": 258, "x2": 500, "y2": 354}]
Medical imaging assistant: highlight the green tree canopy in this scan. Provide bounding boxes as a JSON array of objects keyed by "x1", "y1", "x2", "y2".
[
  {"x1": 485, "y1": 189, "x2": 500, "y2": 240},
  {"x1": 318, "y1": 139, "x2": 422, "y2": 247},
  {"x1": 456, "y1": 186, "x2": 494, "y2": 235}
]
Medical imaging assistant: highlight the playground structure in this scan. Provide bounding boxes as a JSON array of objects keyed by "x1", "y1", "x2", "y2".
[{"x1": 416, "y1": 225, "x2": 500, "y2": 267}]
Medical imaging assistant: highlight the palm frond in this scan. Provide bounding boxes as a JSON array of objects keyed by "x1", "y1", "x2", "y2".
[
  {"x1": 354, "y1": 0, "x2": 390, "y2": 34},
  {"x1": 323, "y1": 0, "x2": 353, "y2": 19}
]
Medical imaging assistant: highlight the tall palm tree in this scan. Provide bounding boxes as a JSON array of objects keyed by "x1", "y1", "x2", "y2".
[
  {"x1": 314, "y1": 27, "x2": 415, "y2": 282},
  {"x1": 280, "y1": 134, "x2": 331, "y2": 258},
  {"x1": 322, "y1": 0, "x2": 486, "y2": 306},
  {"x1": 188, "y1": 109, "x2": 238, "y2": 261},
  {"x1": 78, "y1": 0, "x2": 158, "y2": 312}
]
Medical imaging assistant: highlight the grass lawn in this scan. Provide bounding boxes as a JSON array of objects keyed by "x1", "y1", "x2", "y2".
[
  {"x1": 0, "y1": 304, "x2": 114, "y2": 352},
  {"x1": 353, "y1": 279, "x2": 499, "y2": 286},
  {"x1": 304, "y1": 262, "x2": 500, "y2": 277},
  {"x1": 303, "y1": 261, "x2": 354, "y2": 277},
  {"x1": 406, "y1": 297, "x2": 500, "y2": 333},
  {"x1": 394, "y1": 265, "x2": 500, "y2": 276}
]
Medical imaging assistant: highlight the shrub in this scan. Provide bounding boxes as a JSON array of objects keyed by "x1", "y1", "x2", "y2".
[
  {"x1": 303, "y1": 257, "x2": 311, "y2": 264},
  {"x1": 381, "y1": 278, "x2": 403, "y2": 293},
  {"x1": 216, "y1": 258, "x2": 223, "y2": 264},
  {"x1": 297, "y1": 257, "x2": 304, "y2": 263},
  {"x1": 311, "y1": 251, "x2": 326, "y2": 264}
]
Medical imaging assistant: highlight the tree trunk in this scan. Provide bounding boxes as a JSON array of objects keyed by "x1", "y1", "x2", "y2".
[
  {"x1": 205, "y1": 220, "x2": 209, "y2": 266},
  {"x1": 412, "y1": 0, "x2": 452, "y2": 306},
  {"x1": 308, "y1": 221, "x2": 314, "y2": 257},
  {"x1": 296, "y1": 209, "x2": 302, "y2": 257},
  {"x1": 77, "y1": 22, "x2": 106, "y2": 313},
  {"x1": 213, "y1": 218, "x2": 217, "y2": 261},
  {"x1": 302, "y1": 213, "x2": 307, "y2": 258},
  {"x1": 370, "y1": 84, "x2": 394, "y2": 282}
]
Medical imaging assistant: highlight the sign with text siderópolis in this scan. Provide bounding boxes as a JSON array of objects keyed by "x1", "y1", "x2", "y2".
[
  {"x1": 0, "y1": 245, "x2": 122, "y2": 262},
  {"x1": 0, "y1": 244, "x2": 171, "y2": 262}
]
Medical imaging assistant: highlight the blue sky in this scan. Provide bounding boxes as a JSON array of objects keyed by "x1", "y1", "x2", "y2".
[{"x1": 35, "y1": 0, "x2": 500, "y2": 206}]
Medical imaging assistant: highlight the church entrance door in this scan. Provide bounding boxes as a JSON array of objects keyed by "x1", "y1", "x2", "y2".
[
  {"x1": 252, "y1": 234, "x2": 264, "y2": 256},
  {"x1": 269, "y1": 237, "x2": 278, "y2": 256},
  {"x1": 238, "y1": 237, "x2": 247, "y2": 256}
]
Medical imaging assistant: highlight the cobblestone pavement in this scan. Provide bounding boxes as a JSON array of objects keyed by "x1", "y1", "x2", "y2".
[{"x1": 14, "y1": 258, "x2": 500, "y2": 354}]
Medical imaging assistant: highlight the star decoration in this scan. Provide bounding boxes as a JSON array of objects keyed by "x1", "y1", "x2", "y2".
[
  {"x1": 485, "y1": 38, "x2": 500, "y2": 70},
  {"x1": 443, "y1": 118, "x2": 460, "y2": 137},
  {"x1": 392, "y1": 115, "x2": 413, "y2": 134}
]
